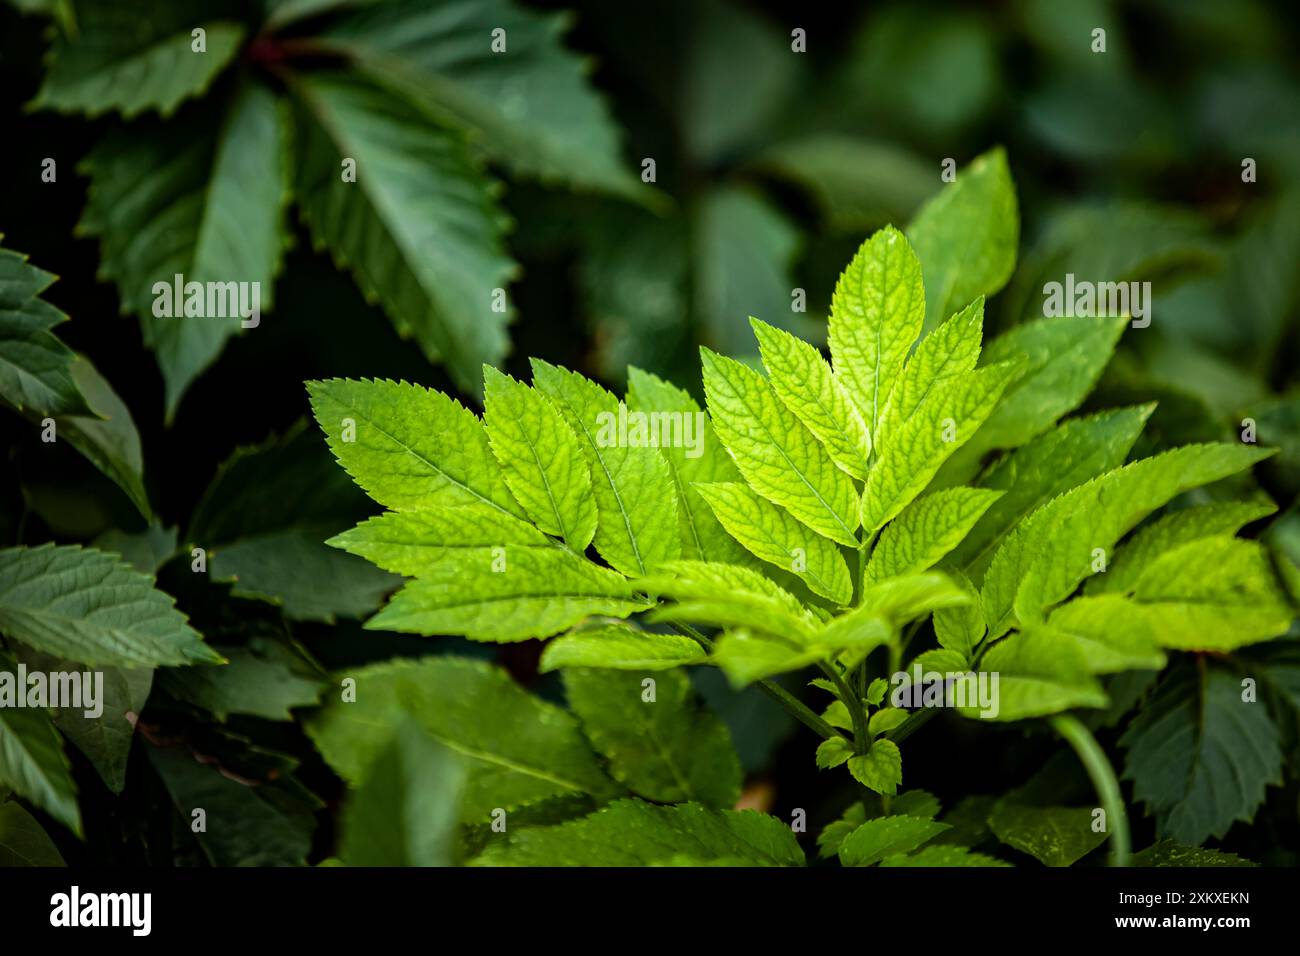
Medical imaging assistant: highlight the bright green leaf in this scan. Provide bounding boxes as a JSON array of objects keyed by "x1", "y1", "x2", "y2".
[
  {"x1": 696, "y1": 482, "x2": 852, "y2": 604},
  {"x1": 864, "y1": 487, "x2": 1001, "y2": 585},
  {"x1": 1131, "y1": 536, "x2": 1293, "y2": 651},
  {"x1": 641, "y1": 562, "x2": 821, "y2": 643},
  {"x1": 861, "y1": 361, "x2": 1021, "y2": 532},
  {"x1": 307, "y1": 378, "x2": 524, "y2": 517},
  {"x1": 962, "y1": 629, "x2": 1107, "y2": 722},
  {"x1": 876, "y1": 295, "x2": 984, "y2": 452},
  {"x1": 951, "y1": 405, "x2": 1152, "y2": 577},
  {"x1": 751, "y1": 317, "x2": 871, "y2": 479},
  {"x1": 838, "y1": 814, "x2": 949, "y2": 867},
  {"x1": 368, "y1": 547, "x2": 650, "y2": 642},
  {"x1": 828, "y1": 225, "x2": 925, "y2": 436},
  {"x1": 1089, "y1": 500, "x2": 1277, "y2": 596},
  {"x1": 539, "y1": 623, "x2": 707, "y2": 673},
  {"x1": 532, "y1": 359, "x2": 680, "y2": 576},
  {"x1": 937, "y1": 315, "x2": 1126, "y2": 485},
  {"x1": 815, "y1": 737, "x2": 853, "y2": 769},
  {"x1": 625, "y1": 367, "x2": 751, "y2": 565},
  {"x1": 702, "y1": 348, "x2": 859, "y2": 545},
  {"x1": 1039, "y1": 595, "x2": 1167, "y2": 673},
  {"x1": 981, "y1": 443, "x2": 1275, "y2": 636},
  {"x1": 848, "y1": 741, "x2": 902, "y2": 795},
  {"x1": 483, "y1": 366, "x2": 596, "y2": 550},
  {"x1": 329, "y1": 502, "x2": 550, "y2": 578},
  {"x1": 933, "y1": 571, "x2": 984, "y2": 664}
]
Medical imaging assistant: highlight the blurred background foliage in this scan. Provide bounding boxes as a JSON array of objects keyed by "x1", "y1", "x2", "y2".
[{"x1": 1, "y1": 0, "x2": 1299, "y2": 865}]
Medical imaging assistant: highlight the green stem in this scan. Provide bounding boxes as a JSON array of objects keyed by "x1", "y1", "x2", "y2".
[
  {"x1": 853, "y1": 535, "x2": 872, "y2": 694},
  {"x1": 819, "y1": 662, "x2": 868, "y2": 754},
  {"x1": 1050, "y1": 714, "x2": 1131, "y2": 868},
  {"x1": 757, "y1": 678, "x2": 844, "y2": 742},
  {"x1": 669, "y1": 623, "x2": 845, "y2": 743},
  {"x1": 884, "y1": 705, "x2": 937, "y2": 744},
  {"x1": 819, "y1": 659, "x2": 877, "y2": 808}
]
